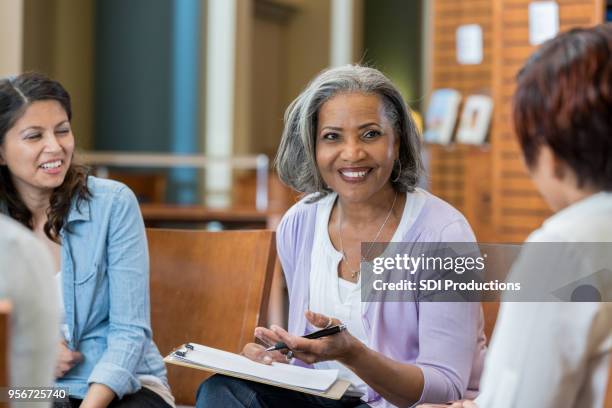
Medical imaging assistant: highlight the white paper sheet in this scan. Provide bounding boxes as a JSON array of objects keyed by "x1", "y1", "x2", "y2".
[
  {"x1": 170, "y1": 343, "x2": 339, "y2": 391},
  {"x1": 456, "y1": 24, "x2": 483, "y2": 65},
  {"x1": 529, "y1": 1, "x2": 559, "y2": 45}
]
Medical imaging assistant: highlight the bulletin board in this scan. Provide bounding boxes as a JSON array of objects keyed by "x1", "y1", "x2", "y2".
[{"x1": 429, "y1": 0, "x2": 605, "y2": 242}]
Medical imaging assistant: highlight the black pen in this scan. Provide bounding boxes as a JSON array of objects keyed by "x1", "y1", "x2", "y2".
[{"x1": 265, "y1": 324, "x2": 346, "y2": 351}]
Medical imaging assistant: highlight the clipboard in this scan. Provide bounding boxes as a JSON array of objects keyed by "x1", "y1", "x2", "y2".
[{"x1": 164, "y1": 343, "x2": 352, "y2": 400}]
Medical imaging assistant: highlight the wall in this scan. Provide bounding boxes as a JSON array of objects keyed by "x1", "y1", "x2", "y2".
[
  {"x1": 363, "y1": 0, "x2": 423, "y2": 111},
  {"x1": 490, "y1": 0, "x2": 605, "y2": 242},
  {"x1": 22, "y1": 0, "x2": 95, "y2": 150},
  {"x1": 233, "y1": 0, "x2": 254, "y2": 156},
  {"x1": 427, "y1": 0, "x2": 605, "y2": 242},
  {"x1": 0, "y1": 0, "x2": 23, "y2": 77},
  {"x1": 242, "y1": 0, "x2": 331, "y2": 158},
  {"x1": 94, "y1": 0, "x2": 174, "y2": 152},
  {"x1": 427, "y1": 0, "x2": 495, "y2": 241},
  {"x1": 283, "y1": 0, "x2": 331, "y2": 106},
  {"x1": 249, "y1": 1, "x2": 293, "y2": 157}
]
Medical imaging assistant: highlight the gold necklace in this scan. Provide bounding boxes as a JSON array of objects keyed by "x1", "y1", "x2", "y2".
[{"x1": 338, "y1": 191, "x2": 398, "y2": 279}]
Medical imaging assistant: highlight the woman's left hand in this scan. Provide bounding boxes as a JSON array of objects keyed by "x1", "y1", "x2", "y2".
[
  {"x1": 449, "y1": 401, "x2": 478, "y2": 408},
  {"x1": 270, "y1": 310, "x2": 360, "y2": 365},
  {"x1": 55, "y1": 341, "x2": 83, "y2": 378}
]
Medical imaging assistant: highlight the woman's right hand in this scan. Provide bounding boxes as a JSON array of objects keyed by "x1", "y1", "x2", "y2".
[
  {"x1": 240, "y1": 326, "x2": 290, "y2": 365},
  {"x1": 55, "y1": 341, "x2": 83, "y2": 378},
  {"x1": 240, "y1": 343, "x2": 288, "y2": 365}
]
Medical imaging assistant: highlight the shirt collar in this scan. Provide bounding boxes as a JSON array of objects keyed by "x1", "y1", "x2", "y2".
[
  {"x1": 0, "y1": 193, "x2": 91, "y2": 224},
  {"x1": 543, "y1": 191, "x2": 612, "y2": 230},
  {"x1": 66, "y1": 195, "x2": 91, "y2": 224}
]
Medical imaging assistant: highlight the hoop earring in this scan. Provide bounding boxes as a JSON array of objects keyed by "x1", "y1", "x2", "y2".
[{"x1": 391, "y1": 159, "x2": 402, "y2": 183}]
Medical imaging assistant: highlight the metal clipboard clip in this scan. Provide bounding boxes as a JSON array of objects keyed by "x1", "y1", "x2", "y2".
[{"x1": 173, "y1": 343, "x2": 194, "y2": 358}]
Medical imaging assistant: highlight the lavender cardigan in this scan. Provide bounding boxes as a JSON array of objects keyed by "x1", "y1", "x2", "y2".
[{"x1": 276, "y1": 190, "x2": 486, "y2": 407}]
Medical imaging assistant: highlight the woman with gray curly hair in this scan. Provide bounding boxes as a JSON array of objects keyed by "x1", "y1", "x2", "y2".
[{"x1": 196, "y1": 65, "x2": 485, "y2": 408}]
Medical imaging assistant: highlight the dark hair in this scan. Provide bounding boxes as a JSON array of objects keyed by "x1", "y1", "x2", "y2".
[
  {"x1": 513, "y1": 23, "x2": 612, "y2": 190},
  {"x1": 275, "y1": 65, "x2": 423, "y2": 201},
  {"x1": 0, "y1": 72, "x2": 90, "y2": 242}
]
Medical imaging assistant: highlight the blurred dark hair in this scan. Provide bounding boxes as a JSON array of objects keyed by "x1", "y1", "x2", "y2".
[
  {"x1": 513, "y1": 23, "x2": 612, "y2": 190},
  {"x1": 0, "y1": 72, "x2": 90, "y2": 243}
]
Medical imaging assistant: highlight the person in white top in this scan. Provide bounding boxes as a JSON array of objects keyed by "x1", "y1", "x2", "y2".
[
  {"x1": 0, "y1": 214, "x2": 59, "y2": 407},
  {"x1": 421, "y1": 23, "x2": 612, "y2": 408}
]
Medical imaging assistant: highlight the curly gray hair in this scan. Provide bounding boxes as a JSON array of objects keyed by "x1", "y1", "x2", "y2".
[{"x1": 275, "y1": 65, "x2": 423, "y2": 202}]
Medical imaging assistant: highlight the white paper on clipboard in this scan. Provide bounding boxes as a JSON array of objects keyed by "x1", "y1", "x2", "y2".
[{"x1": 169, "y1": 343, "x2": 339, "y2": 391}]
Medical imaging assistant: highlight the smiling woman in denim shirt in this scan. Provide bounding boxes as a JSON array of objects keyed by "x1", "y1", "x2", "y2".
[{"x1": 0, "y1": 72, "x2": 174, "y2": 408}]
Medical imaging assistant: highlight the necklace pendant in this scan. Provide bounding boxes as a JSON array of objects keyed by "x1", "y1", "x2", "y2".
[{"x1": 337, "y1": 191, "x2": 397, "y2": 282}]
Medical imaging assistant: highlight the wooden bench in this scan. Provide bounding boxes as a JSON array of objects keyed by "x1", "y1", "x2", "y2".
[
  {"x1": 147, "y1": 229, "x2": 276, "y2": 405},
  {"x1": 108, "y1": 171, "x2": 167, "y2": 204}
]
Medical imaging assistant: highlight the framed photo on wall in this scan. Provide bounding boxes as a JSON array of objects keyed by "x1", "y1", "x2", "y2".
[
  {"x1": 424, "y1": 89, "x2": 462, "y2": 145},
  {"x1": 456, "y1": 95, "x2": 494, "y2": 145}
]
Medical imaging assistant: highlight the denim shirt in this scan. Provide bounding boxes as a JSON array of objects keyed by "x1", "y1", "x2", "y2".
[{"x1": 54, "y1": 176, "x2": 168, "y2": 399}]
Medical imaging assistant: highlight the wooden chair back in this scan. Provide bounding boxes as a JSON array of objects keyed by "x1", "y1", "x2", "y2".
[
  {"x1": 109, "y1": 171, "x2": 167, "y2": 203},
  {"x1": 147, "y1": 229, "x2": 276, "y2": 405},
  {"x1": 0, "y1": 300, "x2": 11, "y2": 408},
  {"x1": 482, "y1": 301, "x2": 500, "y2": 344},
  {"x1": 232, "y1": 170, "x2": 300, "y2": 225}
]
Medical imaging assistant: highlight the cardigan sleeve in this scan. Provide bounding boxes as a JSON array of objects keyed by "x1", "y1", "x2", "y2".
[
  {"x1": 413, "y1": 218, "x2": 483, "y2": 405},
  {"x1": 276, "y1": 207, "x2": 298, "y2": 293},
  {"x1": 275, "y1": 198, "x2": 317, "y2": 295}
]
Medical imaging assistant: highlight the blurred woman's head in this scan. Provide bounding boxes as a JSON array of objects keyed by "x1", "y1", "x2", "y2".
[
  {"x1": 514, "y1": 24, "x2": 612, "y2": 210},
  {"x1": 0, "y1": 72, "x2": 89, "y2": 241},
  {"x1": 275, "y1": 65, "x2": 423, "y2": 203}
]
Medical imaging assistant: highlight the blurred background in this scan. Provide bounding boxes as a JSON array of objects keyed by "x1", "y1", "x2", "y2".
[{"x1": 0, "y1": 0, "x2": 610, "y2": 242}]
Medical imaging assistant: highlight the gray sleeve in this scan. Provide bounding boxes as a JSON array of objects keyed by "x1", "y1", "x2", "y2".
[{"x1": 0, "y1": 228, "x2": 59, "y2": 400}]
